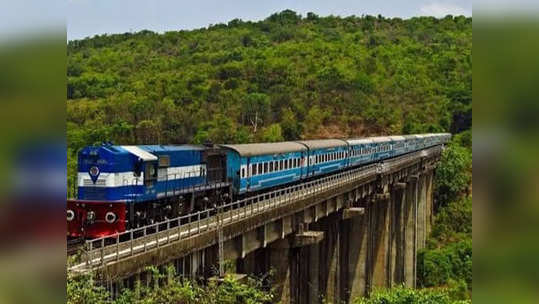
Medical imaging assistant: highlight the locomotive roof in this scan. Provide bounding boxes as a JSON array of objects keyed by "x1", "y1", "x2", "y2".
[
  {"x1": 121, "y1": 146, "x2": 158, "y2": 161},
  {"x1": 295, "y1": 139, "x2": 348, "y2": 149},
  {"x1": 220, "y1": 142, "x2": 307, "y2": 157}
]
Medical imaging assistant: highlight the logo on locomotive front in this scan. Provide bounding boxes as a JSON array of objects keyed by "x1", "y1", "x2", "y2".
[{"x1": 89, "y1": 165, "x2": 100, "y2": 183}]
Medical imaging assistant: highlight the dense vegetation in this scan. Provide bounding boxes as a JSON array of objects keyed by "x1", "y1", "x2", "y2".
[
  {"x1": 67, "y1": 266, "x2": 273, "y2": 304},
  {"x1": 354, "y1": 286, "x2": 470, "y2": 304},
  {"x1": 417, "y1": 133, "x2": 472, "y2": 294},
  {"x1": 67, "y1": 10, "x2": 471, "y2": 197}
]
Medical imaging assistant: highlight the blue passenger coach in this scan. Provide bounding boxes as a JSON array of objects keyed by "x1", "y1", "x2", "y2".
[
  {"x1": 296, "y1": 139, "x2": 349, "y2": 177},
  {"x1": 221, "y1": 142, "x2": 307, "y2": 194},
  {"x1": 389, "y1": 136, "x2": 406, "y2": 156},
  {"x1": 346, "y1": 138, "x2": 375, "y2": 166}
]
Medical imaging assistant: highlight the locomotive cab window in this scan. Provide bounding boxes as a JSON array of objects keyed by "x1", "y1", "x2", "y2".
[{"x1": 144, "y1": 162, "x2": 158, "y2": 186}]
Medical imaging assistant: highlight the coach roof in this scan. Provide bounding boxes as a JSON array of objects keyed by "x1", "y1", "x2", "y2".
[
  {"x1": 220, "y1": 142, "x2": 307, "y2": 157},
  {"x1": 296, "y1": 139, "x2": 348, "y2": 149}
]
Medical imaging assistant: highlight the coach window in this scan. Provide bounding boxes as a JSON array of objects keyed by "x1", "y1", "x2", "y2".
[
  {"x1": 252, "y1": 164, "x2": 257, "y2": 176},
  {"x1": 241, "y1": 168, "x2": 245, "y2": 178},
  {"x1": 269, "y1": 162, "x2": 273, "y2": 172}
]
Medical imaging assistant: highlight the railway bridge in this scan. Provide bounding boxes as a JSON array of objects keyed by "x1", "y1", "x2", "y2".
[{"x1": 69, "y1": 145, "x2": 442, "y2": 304}]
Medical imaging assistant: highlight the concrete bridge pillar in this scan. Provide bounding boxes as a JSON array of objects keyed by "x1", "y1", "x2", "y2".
[
  {"x1": 370, "y1": 191, "x2": 391, "y2": 289},
  {"x1": 417, "y1": 174, "x2": 427, "y2": 250},
  {"x1": 390, "y1": 183, "x2": 407, "y2": 286},
  {"x1": 403, "y1": 176, "x2": 418, "y2": 287},
  {"x1": 342, "y1": 202, "x2": 369, "y2": 302},
  {"x1": 269, "y1": 238, "x2": 292, "y2": 303},
  {"x1": 266, "y1": 224, "x2": 324, "y2": 304},
  {"x1": 425, "y1": 171, "x2": 434, "y2": 236}
]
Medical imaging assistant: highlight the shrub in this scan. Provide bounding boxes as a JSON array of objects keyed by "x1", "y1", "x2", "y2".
[
  {"x1": 353, "y1": 286, "x2": 471, "y2": 304},
  {"x1": 430, "y1": 197, "x2": 472, "y2": 245},
  {"x1": 418, "y1": 239, "x2": 472, "y2": 289}
]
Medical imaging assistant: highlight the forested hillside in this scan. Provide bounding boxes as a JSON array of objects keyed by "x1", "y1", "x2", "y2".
[{"x1": 67, "y1": 10, "x2": 471, "y2": 195}]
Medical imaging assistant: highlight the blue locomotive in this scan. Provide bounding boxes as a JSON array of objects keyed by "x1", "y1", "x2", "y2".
[{"x1": 67, "y1": 133, "x2": 450, "y2": 238}]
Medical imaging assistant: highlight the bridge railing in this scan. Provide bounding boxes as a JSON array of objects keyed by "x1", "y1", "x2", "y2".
[{"x1": 77, "y1": 146, "x2": 439, "y2": 271}]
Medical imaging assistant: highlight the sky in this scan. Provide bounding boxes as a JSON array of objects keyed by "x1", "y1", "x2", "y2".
[{"x1": 66, "y1": 0, "x2": 472, "y2": 41}]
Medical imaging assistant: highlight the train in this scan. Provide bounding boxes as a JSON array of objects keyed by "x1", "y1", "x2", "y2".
[{"x1": 67, "y1": 133, "x2": 450, "y2": 238}]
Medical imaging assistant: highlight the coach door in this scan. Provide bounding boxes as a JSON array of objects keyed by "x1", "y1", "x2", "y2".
[{"x1": 300, "y1": 151, "x2": 307, "y2": 178}]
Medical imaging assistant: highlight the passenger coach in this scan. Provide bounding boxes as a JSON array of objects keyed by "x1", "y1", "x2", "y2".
[
  {"x1": 220, "y1": 142, "x2": 307, "y2": 194},
  {"x1": 296, "y1": 139, "x2": 348, "y2": 177}
]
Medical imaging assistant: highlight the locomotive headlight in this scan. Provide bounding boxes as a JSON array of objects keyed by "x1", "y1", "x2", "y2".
[
  {"x1": 105, "y1": 212, "x2": 117, "y2": 224},
  {"x1": 86, "y1": 211, "x2": 96, "y2": 221},
  {"x1": 67, "y1": 210, "x2": 75, "y2": 222}
]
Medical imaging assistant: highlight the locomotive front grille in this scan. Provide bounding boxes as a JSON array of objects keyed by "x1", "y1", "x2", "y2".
[{"x1": 82, "y1": 187, "x2": 107, "y2": 200}]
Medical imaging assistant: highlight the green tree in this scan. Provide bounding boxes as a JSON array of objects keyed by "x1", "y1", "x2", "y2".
[
  {"x1": 261, "y1": 123, "x2": 284, "y2": 142},
  {"x1": 435, "y1": 142, "x2": 472, "y2": 208}
]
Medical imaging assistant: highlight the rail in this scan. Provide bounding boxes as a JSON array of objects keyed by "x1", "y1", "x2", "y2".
[{"x1": 70, "y1": 146, "x2": 440, "y2": 273}]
